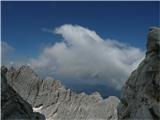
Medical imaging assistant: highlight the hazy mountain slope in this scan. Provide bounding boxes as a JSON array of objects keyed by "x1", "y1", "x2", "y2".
[{"x1": 118, "y1": 27, "x2": 160, "y2": 119}]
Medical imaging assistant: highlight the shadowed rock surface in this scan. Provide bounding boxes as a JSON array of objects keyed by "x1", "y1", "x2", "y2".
[
  {"x1": 118, "y1": 27, "x2": 160, "y2": 119},
  {"x1": 5, "y1": 65, "x2": 120, "y2": 120},
  {"x1": 1, "y1": 66, "x2": 46, "y2": 120}
]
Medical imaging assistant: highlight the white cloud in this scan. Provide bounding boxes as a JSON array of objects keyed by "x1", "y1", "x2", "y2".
[
  {"x1": 30, "y1": 24, "x2": 144, "y2": 89},
  {"x1": 1, "y1": 41, "x2": 14, "y2": 65}
]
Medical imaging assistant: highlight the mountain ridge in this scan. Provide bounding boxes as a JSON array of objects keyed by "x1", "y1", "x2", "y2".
[{"x1": 4, "y1": 65, "x2": 120, "y2": 120}]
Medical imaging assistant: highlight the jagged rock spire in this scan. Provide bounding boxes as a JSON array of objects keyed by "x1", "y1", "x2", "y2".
[{"x1": 147, "y1": 27, "x2": 160, "y2": 55}]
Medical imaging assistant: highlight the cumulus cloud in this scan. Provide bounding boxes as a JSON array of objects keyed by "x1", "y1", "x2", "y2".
[
  {"x1": 30, "y1": 24, "x2": 144, "y2": 89},
  {"x1": 1, "y1": 41, "x2": 14, "y2": 65}
]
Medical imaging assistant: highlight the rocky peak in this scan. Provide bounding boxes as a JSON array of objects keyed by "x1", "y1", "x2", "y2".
[
  {"x1": 1, "y1": 66, "x2": 45, "y2": 120},
  {"x1": 90, "y1": 91, "x2": 103, "y2": 101},
  {"x1": 147, "y1": 27, "x2": 160, "y2": 55},
  {"x1": 118, "y1": 27, "x2": 160, "y2": 119}
]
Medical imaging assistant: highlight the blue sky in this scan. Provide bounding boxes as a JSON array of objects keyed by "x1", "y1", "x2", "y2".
[
  {"x1": 2, "y1": 1, "x2": 159, "y2": 60},
  {"x1": 1, "y1": 1, "x2": 159, "y2": 97}
]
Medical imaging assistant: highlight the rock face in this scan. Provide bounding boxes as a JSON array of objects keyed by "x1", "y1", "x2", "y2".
[
  {"x1": 118, "y1": 27, "x2": 160, "y2": 119},
  {"x1": 5, "y1": 65, "x2": 120, "y2": 120},
  {"x1": 1, "y1": 66, "x2": 45, "y2": 120}
]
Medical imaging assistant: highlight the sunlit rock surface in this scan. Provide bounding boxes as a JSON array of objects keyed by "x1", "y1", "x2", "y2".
[{"x1": 5, "y1": 65, "x2": 120, "y2": 120}]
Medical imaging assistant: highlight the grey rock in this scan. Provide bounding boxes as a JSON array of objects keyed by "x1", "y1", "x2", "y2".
[
  {"x1": 6, "y1": 65, "x2": 42, "y2": 105},
  {"x1": 5, "y1": 65, "x2": 120, "y2": 120},
  {"x1": 118, "y1": 27, "x2": 160, "y2": 120},
  {"x1": 1, "y1": 66, "x2": 46, "y2": 120},
  {"x1": 147, "y1": 27, "x2": 160, "y2": 55}
]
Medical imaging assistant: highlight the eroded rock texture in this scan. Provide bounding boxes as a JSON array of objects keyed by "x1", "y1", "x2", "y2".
[
  {"x1": 118, "y1": 27, "x2": 160, "y2": 119},
  {"x1": 1, "y1": 66, "x2": 46, "y2": 120},
  {"x1": 5, "y1": 65, "x2": 120, "y2": 120}
]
